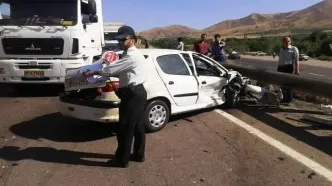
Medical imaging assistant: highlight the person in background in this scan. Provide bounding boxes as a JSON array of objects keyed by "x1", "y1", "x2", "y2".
[
  {"x1": 176, "y1": 37, "x2": 184, "y2": 51},
  {"x1": 144, "y1": 39, "x2": 149, "y2": 48},
  {"x1": 277, "y1": 36, "x2": 300, "y2": 104},
  {"x1": 273, "y1": 52, "x2": 276, "y2": 59},
  {"x1": 193, "y1": 33, "x2": 211, "y2": 55},
  {"x1": 83, "y1": 26, "x2": 147, "y2": 168},
  {"x1": 211, "y1": 34, "x2": 226, "y2": 63}
]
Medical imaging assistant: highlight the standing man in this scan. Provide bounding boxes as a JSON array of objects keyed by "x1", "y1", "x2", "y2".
[
  {"x1": 277, "y1": 36, "x2": 300, "y2": 103},
  {"x1": 193, "y1": 33, "x2": 211, "y2": 55},
  {"x1": 83, "y1": 26, "x2": 147, "y2": 168},
  {"x1": 144, "y1": 39, "x2": 149, "y2": 48},
  {"x1": 211, "y1": 34, "x2": 226, "y2": 63},
  {"x1": 176, "y1": 37, "x2": 184, "y2": 51}
]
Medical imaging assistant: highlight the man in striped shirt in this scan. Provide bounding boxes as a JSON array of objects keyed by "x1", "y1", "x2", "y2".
[{"x1": 277, "y1": 36, "x2": 300, "y2": 103}]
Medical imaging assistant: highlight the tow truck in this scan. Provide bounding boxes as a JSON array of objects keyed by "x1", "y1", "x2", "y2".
[{"x1": 0, "y1": 0, "x2": 104, "y2": 90}]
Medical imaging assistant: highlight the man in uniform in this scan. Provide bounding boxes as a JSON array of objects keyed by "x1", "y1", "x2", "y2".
[
  {"x1": 83, "y1": 26, "x2": 148, "y2": 168},
  {"x1": 277, "y1": 36, "x2": 300, "y2": 103}
]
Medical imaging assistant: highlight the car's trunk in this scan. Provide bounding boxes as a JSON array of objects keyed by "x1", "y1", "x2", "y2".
[{"x1": 64, "y1": 88, "x2": 100, "y2": 100}]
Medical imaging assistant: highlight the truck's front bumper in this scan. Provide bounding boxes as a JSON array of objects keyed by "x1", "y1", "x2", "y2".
[{"x1": 0, "y1": 58, "x2": 85, "y2": 84}]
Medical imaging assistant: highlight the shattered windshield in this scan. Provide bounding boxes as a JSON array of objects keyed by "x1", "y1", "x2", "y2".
[{"x1": 0, "y1": 0, "x2": 77, "y2": 26}]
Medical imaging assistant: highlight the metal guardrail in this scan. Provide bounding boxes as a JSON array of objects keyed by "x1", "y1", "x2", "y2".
[{"x1": 223, "y1": 63, "x2": 332, "y2": 99}]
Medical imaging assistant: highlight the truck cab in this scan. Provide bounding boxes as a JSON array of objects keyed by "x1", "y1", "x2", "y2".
[{"x1": 0, "y1": 0, "x2": 104, "y2": 86}]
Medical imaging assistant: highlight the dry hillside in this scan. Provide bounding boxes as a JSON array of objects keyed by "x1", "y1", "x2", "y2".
[{"x1": 139, "y1": 0, "x2": 332, "y2": 39}]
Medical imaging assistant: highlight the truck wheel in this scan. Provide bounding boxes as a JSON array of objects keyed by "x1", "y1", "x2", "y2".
[{"x1": 144, "y1": 100, "x2": 170, "y2": 133}]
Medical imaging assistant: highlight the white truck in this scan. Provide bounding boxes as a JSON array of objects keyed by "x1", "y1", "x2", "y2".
[
  {"x1": 0, "y1": 0, "x2": 104, "y2": 89},
  {"x1": 103, "y1": 22, "x2": 125, "y2": 52}
]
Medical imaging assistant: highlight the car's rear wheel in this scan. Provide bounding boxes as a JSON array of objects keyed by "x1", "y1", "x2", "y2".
[{"x1": 144, "y1": 100, "x2": 170, "y2": 133}]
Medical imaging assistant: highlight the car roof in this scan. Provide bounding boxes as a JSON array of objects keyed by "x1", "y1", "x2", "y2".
[{"x1": 137, "y1": 48, "x2": 196, "y2": 56}]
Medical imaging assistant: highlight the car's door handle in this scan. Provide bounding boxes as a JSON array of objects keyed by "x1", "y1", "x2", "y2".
[
  {"x1": 202, "y1": 81, "x2": 206, "y2": 85},
  {"x1": 169, "y1": 81, "x2": 174, "y2": 85}
]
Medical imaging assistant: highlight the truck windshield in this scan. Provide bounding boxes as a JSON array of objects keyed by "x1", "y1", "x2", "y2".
[{"x1": 0, "y1": 0, "x2": 77, "y2": 26}]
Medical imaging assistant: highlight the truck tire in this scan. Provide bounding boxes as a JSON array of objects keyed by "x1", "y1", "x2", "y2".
[{"x1": 144, "y1": 100, "x2": 170, "y2": 133}]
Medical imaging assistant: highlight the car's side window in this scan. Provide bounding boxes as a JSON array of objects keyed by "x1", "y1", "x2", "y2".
[
  {"x1": 192, "y1": 55, "x2": 221, "y2": 77},
  {"x1": 156, "y1": 54, "x2": 190, "y2": 76},
  {"x1": 181, "y1": 53, "x2": 195, "y2": 74}
]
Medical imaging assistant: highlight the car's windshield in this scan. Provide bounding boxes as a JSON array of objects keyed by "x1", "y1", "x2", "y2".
[{"x1": 0, "y1": 0, "x2": 77, "y2": 26}]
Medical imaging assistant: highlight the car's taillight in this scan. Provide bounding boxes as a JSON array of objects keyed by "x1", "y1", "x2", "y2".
[{"x1": 101, "y1": 81, "x2": 119, "y2": 93}]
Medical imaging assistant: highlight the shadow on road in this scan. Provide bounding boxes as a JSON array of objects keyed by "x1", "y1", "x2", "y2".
[
  {"x1": 0, "y1": 84, "x2": 64, "y2": 98},
  {"x1": 0, "y1": 146, "x2": 115, "y2": 167},
  {"x1": 237, "y1": 105, "x2": 332, "y2": 156},
  {"x1": 9, "y1": 113, "x2": 117, "y2": 142}
]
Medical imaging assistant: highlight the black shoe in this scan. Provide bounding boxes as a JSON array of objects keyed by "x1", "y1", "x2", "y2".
[
  {"x1": 107, "y1": 159, "x2": 129, "y2": 168},
  {"x1": 130, "y1": 154, "x2": 145, "y2": 162}
]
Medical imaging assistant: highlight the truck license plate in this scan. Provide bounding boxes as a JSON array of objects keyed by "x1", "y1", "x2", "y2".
[
  {"x1": 65, "y1": 78, "x2": 89, "y2": 88},
  {"x1": 24, "y1": 71, "x2": 44, "y2": 77}
]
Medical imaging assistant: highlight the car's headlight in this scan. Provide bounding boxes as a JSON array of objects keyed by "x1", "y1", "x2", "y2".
[{"x1": 0, "y1": 68, "x2": 5, "y2": 74}]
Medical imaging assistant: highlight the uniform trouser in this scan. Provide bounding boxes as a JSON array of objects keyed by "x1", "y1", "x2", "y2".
[
  {"x1": 116, "y1": 84, "x2": 147, "y2": 164},
  {"x1": 277, "y1": 65, "x2": 294, "y2": 102}
]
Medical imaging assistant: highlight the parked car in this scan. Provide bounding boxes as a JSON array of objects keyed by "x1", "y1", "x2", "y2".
[
  {"x1": 257, "y1": 51, "x2": 267, "y2": 56},
  {"x1": 299, "y1": 54, "x2": 309, "y2": 61},
  {"x1": 228, "y1": 51, "x2": 241, "y2": 59},
  {"x1": 59, "y1": 49, "x2": 275, "y2": 133}
]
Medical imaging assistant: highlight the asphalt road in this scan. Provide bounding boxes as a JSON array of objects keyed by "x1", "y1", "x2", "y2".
[
  {"x1": 0, "y1": 85, "x2": 332, "y2": 185},
  {"x1": 228, "y1": 57, "x2": 332, "y2": 81}
]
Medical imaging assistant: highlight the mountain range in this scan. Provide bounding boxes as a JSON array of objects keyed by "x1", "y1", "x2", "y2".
[{"x1": 138, "y1": 0, "x2": 332, "y2": 39}]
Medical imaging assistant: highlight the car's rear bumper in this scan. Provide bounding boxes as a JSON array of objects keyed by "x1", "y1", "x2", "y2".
[{"x1": 59, "y1": 94, "x2": 120, "y2": 123}]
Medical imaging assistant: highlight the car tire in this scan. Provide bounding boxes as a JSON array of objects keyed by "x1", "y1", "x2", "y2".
[
  {"x1": 144, "y1": 100, "x2": 170, "y2": 133},
  {"x1": 224, "y1": 84, "x2": 241, "y2": 109}
]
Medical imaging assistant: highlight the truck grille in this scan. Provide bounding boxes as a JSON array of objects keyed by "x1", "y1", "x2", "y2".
[
  {"x1": 2, "y1": 38, "x2": 64, "y2": 55},
  {"x1": 15, "y1": 62, "x2": 52, "y2": 69}
]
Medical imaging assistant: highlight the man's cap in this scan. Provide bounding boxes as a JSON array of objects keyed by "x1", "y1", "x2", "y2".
[{"x1": 114, "y1": 26, "x2": 136, "y2": 40}]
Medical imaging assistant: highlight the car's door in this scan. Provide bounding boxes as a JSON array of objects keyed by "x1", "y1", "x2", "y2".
[
  {"x1": 191, "y1": 53, "x2": 228, "y2": 105},
  {"x1": 154, "y1": 54, "x2": 199, "y2": 106}
]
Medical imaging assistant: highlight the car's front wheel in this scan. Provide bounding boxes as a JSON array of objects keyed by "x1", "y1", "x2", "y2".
[{"x1": 144, "y1": 100, "x2": 170, "y2": 133}]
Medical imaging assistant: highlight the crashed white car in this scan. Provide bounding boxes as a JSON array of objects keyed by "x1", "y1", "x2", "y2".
[{"x1": 59, "y1": 49, "x2": 276, "y2": 133}]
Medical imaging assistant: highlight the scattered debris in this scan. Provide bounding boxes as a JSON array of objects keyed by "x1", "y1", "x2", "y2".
[
  {"x1": 200, "y1": 178, "x2": 205, "y2": 182},
  {"x1": 12, "y1": 163, "x2": 18, "y2": 166},
  {"x1": 277, "y1": 157, "x2": 285, "y2": 161},
  {"x1": 292, "y1": 179, "x2": 296, "y2": 182},
  {"x1": 308, "y1": 172, "x2": 316, "y2": 179},
  {"x1": 0, "y1": 136, "x2": 4, "y2": 139},
  {"x1": 174, "y1": 124, "x2": 178, "y2": 127},
  {"x1": 302, "y1": 115, "x2": 332, "y2": 126},
  {"x1": 192, "y1": 181, "x2": 197, "y2": 184},
  {"x1": 202, "y1": 150, "x2": 210, "y2": 153},
  {"x1": 301, "y1": 169, "x2": 306, "y2": 174},
  {"x1": 321, "y1": 104, "x2": 332, "y2": 115},
  {"x1": 131, "y1": 181, "x2": 134, "y2": 184}
]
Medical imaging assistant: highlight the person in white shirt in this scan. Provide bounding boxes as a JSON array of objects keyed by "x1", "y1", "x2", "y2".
[
  {"x1": 176, "y1": 37, "x2": 184, "y2": 51},
  {"x1": 83, "y1": 26, "x2": 147, "y2": 168}
]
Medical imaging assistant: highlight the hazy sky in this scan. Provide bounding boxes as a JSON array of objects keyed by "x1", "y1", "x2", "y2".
[{"x1": 102, "y1": 0, "x2": 323, "y2": 31}]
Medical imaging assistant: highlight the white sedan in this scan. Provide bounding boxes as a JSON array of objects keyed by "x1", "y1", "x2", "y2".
[{"x1": 59, "y1": 49, "x2": 275, "y2": 133}]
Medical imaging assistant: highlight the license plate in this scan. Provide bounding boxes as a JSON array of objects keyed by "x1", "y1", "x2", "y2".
[
  {"x1": 24, "y1": 71, "x2": 44, "y2": 77},
  {"x1": 65, "y1": 78, "x2": 89, "y2": 88}
]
